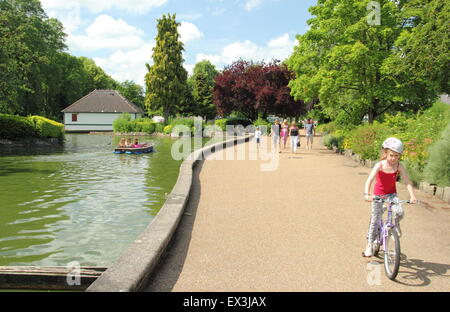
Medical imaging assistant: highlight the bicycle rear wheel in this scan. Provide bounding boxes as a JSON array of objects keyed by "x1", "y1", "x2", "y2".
[{"x1": 384, "y1": 228, "x2": 400, "y2": 280}]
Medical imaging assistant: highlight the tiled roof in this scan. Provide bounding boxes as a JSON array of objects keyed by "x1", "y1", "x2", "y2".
[{"x1": 61, "y1": 90, "x2": 145, "y2": 114}]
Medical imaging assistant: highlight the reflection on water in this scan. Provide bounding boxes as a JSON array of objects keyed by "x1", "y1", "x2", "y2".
[{"x1": 0, "y1": 134, "x2": 207, "y2": 266}]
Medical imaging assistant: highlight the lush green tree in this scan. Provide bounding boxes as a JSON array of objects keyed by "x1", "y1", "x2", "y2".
[
  {"x1": 117, "y1": 80, "x2": 145, "y2": 111},
  {"x1": 192, "y1": 72, "x2": 216, "y2": 119},
  {"x1": 286, "y1": 0, "x2": 438, "y2": 126},
  {"x1": 0, "y1": 0, "x2": 66, "y2": 116},
  {"x1": 41, "y1": 52, "x2": 89, "y2": 119},
  {"x1": 190, "y1": 60, "x2": 220, "y2": 85},
  {"x1": 386, "y1": 0, "x2": 449, "y2": 95},
  {"x1": 177, "y1": 81, "x2": 197, "y2": 117},
  {"x1": 189, "y1": 60, "x2": 219, "y2": 119},
  {"x1": 145, "y1": 14, "x2": 189, "y2": 120},
  {"x1": 0, "y1": 0, "x2": 126, "y2": 121},
  {"x1": 79, "y1": 57, "x2": 118, "y2": 91}
]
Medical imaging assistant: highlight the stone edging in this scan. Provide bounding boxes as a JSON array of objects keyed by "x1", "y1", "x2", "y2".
[
  {"x1": 342, "y1": 148, "x2": 450, "y2": 204},
  {"x1": 0, "y1": 138, "x2": 61, "y2": 146},
  {"x1": 86, "y1": 135, "x2": 252, "y2": 292}
]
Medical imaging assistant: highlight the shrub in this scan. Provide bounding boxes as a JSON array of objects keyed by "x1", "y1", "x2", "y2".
[
  {"x1": 381, "y1": 112, "x2": 412, "y2": 133},
  {"x1": 403, "y1": 160, "x2": 424, "y2": 188},
  {"x1": 113, "y1": 113, "x2": 132, "y2": 133},
  {"x1": 423, "y1": 123, "x2": 450, "y2": 187},
  {"x1": 155, "y1": 123, "x2": 165, "y2": 134},
  {"x1": 348, "y1": 122, "x2": 391, "y2": 160},
  {"x1": 323, "y1": 133, "x2": 345, "y2": 152},
  {"x1": 253, "y1": 118, "x2": 271, "y2": 134},
  {"x1": 168, "y1": 117, "x2": 195, "y2": 128},
  {"x1": 141, "y1": 122, "x2": 156, "y2": 134},
  {"x1": 214, "y1": 119, "x2": 228, "y2": 131},
  {"x1": 316, "y1": 121, "x2": 337, "y2": 135},
  {"x1": 113, "y1": 114, "x2": 157, "y2": 134},
  {"x1": 163, "y1": 125, "x2": 173, "y2": 135},
  {"x1": 28, "y1": 116, "x2": 64, "y2": 139}
]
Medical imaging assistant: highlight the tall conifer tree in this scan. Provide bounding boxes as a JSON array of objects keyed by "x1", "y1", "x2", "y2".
[{"x1": 145, "y1": 14, "x2": 188, "y2": 120}]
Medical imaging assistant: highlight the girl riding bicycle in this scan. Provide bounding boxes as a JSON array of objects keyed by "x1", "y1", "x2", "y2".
[{"x1": 363, "y1": 137, "x2": 417, "y2": 257}]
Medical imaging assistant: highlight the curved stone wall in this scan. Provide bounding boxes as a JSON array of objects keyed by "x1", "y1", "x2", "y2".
[{"x1": 87, "y1": 135, "x2": 251, "y2": 292}]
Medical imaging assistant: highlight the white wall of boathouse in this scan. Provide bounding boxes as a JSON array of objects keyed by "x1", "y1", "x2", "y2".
[{"x1": 63, "y1": 113, "x2": 142, "y2": 132}]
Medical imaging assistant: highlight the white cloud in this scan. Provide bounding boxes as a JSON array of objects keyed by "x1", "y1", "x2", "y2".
[
  {"x1": 268, "y1": 33, "x2": 291, "y2": 48},
  {"x1": 244, "y1": 0, "x2": 262, "y2": 11},
  {"x1": 178, "y1": 22, "x2": 204, "y2": 44},
  {"x1": 196, "y1": 33, "x2": 297, "y2": 69},
  {"x1": 41, "y1": 1, "x2": 84, "y2": 32},
  {"x1": 41, "y1": 0, "x2": 168, "y2": 15},
  {"x1": 184, "y1": 64, "x2": 196, "y2": 77},
  {"x1": 94, "y1": 43, "x2": 155, "y2": 87},
  {"x1": 67, "y1": 15, "x2": 146, "y2": 51}
]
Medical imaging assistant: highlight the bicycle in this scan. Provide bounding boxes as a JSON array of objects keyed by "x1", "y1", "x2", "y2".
[{"x1": 367, "y1": 195, "x2": 416, "y2": 280}]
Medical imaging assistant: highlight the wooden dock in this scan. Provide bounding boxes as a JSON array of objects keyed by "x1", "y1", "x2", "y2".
[{"x1": 0, "y1": 266, "x2": 107, "y2": 291}]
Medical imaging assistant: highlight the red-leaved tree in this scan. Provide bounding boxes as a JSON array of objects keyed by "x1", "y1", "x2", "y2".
[{"x1": 214, "y1": 60, "x2": 306, "y2": 120}]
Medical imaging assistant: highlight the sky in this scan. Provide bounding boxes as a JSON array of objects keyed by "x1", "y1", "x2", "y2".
[{"x1": 41, "y1": 0, "x2": 317, "y2": 87}]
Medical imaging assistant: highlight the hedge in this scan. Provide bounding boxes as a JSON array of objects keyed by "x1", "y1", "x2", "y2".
[
  {"x1": 29, "y1": 116, "x2": 65, "y2": 139},
  {"x1": 0, "y1": 114, "x2": 64, "y2": 140},
  {"x1": 423, "y1": 123, "x2": 450, "y2": 187},
  {"x1": 112, "y1": 113, "x2": 158, "y2": 135}
]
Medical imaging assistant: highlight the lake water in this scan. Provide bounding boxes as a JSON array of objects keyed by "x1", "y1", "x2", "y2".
[{"x1": 0, "y1": 134, "x2": 213, "y2": 267}]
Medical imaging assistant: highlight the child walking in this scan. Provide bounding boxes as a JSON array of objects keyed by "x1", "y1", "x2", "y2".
[
  {"x1": 255, "y1": 127, "x2": 262, "y2": 148},
  {"x1": 363, "y1": 137, "x2": 417, "y2": 257}
]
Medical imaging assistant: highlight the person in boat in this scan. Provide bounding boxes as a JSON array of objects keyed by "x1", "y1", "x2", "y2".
[
  {"x1": 132, "y1": 138, "x2": 148, "y2": 148},
  {"x1": 118, "y1": 138, "x2": 126, "y2": 148},
  {"x1": 125, "y1": 138, "x2": 133, "y2": 148}
]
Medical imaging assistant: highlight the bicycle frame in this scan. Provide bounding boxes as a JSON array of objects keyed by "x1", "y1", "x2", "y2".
[
  {"x1": 372, "y1": 195, "x2": 415, "y2": 280},
  {"x1": 374, "y1": 197, "x2": 397, "y2": 251}
]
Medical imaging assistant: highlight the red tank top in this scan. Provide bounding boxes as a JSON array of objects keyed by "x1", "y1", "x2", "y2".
[{"x1": 374, "y1": 162, "x2": 399, "y2": 195}]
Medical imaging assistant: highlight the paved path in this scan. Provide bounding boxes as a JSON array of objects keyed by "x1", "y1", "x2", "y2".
[{"x1": 145, "y1": 135, "x2": 450, "y2": 292}]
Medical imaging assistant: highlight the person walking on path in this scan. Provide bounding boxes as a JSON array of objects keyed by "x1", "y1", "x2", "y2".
[
  {"x1": 304, "y1": 118, "x2": 316, "y2": 150},
  {"x1": 363, "y1": 137, "x2": 417, "y2": 257},
  {"x1": 280, "y1": 120, "x2": 289, "y2": 152},
  {"x1": 270, "y1": 120, "x2": 281, "y2": 153},
  {"x1": 289, "y1": 121, "x2": 300, "y2": 154},
  {"x1": 254, "y1": 127, "x2": 262, "y2": 149}
]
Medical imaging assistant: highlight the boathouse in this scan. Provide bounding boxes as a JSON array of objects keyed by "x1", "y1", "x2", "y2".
[{"x1": 61, "y1": 89, "x2": 145, "y2": 132}]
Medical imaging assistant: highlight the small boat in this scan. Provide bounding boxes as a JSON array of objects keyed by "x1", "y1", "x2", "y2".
[{"x1": 114, "y1": 144, "x2": 154, "y2": 154}]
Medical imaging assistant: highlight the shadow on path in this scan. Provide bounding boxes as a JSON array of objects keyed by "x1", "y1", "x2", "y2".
[
  {"x1": 372, "y1": 253, "x2": 450, "y2": 287},
  {"x1": 144, "y1": 161, "x2": 204, "y2": 292}
]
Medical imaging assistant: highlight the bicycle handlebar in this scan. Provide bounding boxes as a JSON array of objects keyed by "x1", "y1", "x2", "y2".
[{"x1": 370, "y1": 197, "x2": 418, "y2": 205}]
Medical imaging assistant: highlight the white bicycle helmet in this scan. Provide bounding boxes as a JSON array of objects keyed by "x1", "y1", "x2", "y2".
[{"x1": 382, "y1": 137, "x2": 404, "y2": 154}]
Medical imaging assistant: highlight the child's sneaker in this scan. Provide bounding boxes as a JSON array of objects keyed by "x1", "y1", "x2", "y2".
[{"x1": 363, "y1": 242, "x2": 373, "y2": 257}]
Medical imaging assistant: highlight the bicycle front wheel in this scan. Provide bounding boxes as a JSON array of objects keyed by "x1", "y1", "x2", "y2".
[{"x1": 384, "y1": 228, "x2": 401, "y2": 280}]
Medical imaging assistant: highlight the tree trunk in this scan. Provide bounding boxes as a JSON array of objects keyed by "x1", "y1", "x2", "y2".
[{"x1": 368, "y1": 99, "x2": 379, "y2": 124}]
